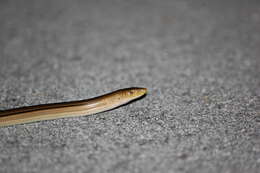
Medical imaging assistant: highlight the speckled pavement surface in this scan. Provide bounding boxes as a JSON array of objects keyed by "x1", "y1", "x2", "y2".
[{"x1": 0, "y1": 0, "x2": 260, "y2": 173}]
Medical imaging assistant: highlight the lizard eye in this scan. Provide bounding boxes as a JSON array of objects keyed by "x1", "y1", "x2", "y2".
[{"x1": 126, "y1": 90, "x2": 134, "y2": 96}]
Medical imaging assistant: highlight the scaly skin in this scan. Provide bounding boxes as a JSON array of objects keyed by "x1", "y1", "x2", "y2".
[{"x1": 0, "y1": 87, "x2": 147, "y2": 127}]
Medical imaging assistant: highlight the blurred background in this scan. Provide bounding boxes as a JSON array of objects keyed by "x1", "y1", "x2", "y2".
[{"x1": 0, "y1": 0, "x2": 259, "y2": 172}]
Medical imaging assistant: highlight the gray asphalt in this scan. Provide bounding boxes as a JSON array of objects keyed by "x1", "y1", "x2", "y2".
[{"x1": 0, "y1": 0, "x2": 260, "y2": 173}]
